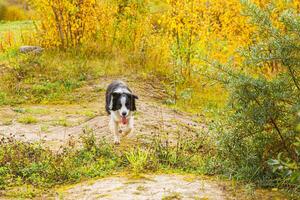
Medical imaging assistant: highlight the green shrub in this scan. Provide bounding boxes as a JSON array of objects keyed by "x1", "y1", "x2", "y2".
[{"x1": 212, "y1": 0, "x2": 300, "y2": 190}]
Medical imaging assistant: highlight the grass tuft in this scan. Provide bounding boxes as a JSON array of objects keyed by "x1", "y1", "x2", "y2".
[{"x1": 17, "y1": 115, "x2": 38, "y2": 124}]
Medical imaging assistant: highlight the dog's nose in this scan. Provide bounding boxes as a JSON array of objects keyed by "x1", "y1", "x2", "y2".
[{"x1": 122, "y1": 112, "x2": 127, "y2": 116}]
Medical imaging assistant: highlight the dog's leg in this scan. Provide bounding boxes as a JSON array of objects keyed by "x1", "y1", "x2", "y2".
[
  {"x1": 123, "y1": 117, "x2": 134, "y2": 136},
  {"x1": 109, "y1": 116, "x2": 120, "y2": 144}
]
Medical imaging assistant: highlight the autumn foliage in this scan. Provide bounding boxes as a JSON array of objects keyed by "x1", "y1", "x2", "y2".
[
  {"x1": 28, "y1": 0, "x2": 300, "y2": 65},
  {"x1": 29, "y1": 0, "x2": 99, "y2": 48}
]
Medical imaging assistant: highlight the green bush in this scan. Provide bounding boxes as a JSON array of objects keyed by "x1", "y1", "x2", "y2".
[{"x1": 212, "y1": 0, "x2": 300, "y2": 190}]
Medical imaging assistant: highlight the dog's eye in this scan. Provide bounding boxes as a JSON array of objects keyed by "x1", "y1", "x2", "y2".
[{"x1": 125, "y1": 102, "x2": 129, "y2": 106}]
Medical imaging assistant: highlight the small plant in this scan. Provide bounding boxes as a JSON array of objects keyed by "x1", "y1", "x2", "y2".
[
  {"x1": 2, "y1": 118, "x2": 13, "y2": 125},
  {"x1": 53, "y1": 117, "x2": 71, "y2": 127},
  {"x1": 0, "y1": 92, "x2": 7, "y2": 105},
  {"x1": 136, "y1": 185, "x2": 146, "y2": 191},
  {"x1": 81, "y1": 110, "x2": 97, "y2": 119},
  {"x1": 13, "y1": 108, "x2": 26, "y2": 113},
  {"x1": 17, "y1": 115, "x2": 38, "y2": 124},
  {"x1": 125, "y1": 148, "x2": 149, "y2": 174},
  {"x1": 40, "y1": 125, "x2": 49, "y2": 132},
  {"x1": 162, "y1": 192, "x2": 182, "y2": 200}
]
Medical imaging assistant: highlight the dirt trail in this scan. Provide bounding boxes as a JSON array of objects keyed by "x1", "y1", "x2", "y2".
[
  {"x1": 61, "y1": 174, "x2": 225, "y2": 200},
  {"x1": 0, "y1": 77, "x2": 204, "y2": 150},
  {"x1": 58, "y1": 174, "x2": 286, "y2": 200}
]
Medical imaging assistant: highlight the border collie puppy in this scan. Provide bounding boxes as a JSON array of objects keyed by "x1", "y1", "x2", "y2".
[{"x1": 105, "y1": 80, "x2": 138, "y2": 144}]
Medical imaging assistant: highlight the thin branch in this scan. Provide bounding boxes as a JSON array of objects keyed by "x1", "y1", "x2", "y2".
[
  {"x1": 247, "y1": 86, "x2": 293, "y2": 158},
  {"x1": 286, "y1": 65, "x2": 300, "y2": 92}
]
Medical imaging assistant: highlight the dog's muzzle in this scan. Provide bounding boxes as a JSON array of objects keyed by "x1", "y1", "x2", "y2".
[{"x1": 121, "y1": 116, "x2": 128, "y2": 125}]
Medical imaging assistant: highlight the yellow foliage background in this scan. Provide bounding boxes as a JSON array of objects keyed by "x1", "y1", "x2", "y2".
[
  {"x1": 28, "y1": 0, "x2": 99, "y2": 48},
  {"x1": 25, "y1": 0, "x2": 300, "y2": 111}
]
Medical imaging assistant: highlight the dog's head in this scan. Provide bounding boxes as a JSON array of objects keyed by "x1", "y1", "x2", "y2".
[{"x1": 109, "y1": 92, "x2": 138, "y2": 124}]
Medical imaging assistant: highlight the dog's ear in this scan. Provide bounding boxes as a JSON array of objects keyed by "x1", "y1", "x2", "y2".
[
  {"x1": 109, "y1": 92, "x2": 121, "y2": 110},
  {"x1": 132, "y1": 94, "x2": 138, "y2": 99},
  {"x1": 128, "y1": 93, "x2": 138, "y2": 111}
]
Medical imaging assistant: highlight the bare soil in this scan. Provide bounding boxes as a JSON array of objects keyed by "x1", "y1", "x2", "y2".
[
  {"x1": 0, "y1": 77, "x2": 204, "y2": 150},
  {"x1": 61, "y1": 174, "x2": 226, "y2": 200},
  {"x1": 0, "y1": 77, "x2": 205, "y2": 151},
  {"x1": 58, "y1": 174, "x2": 287, "y2": 200}
]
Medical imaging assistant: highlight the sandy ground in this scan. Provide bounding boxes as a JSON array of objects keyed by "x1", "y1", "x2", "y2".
[
  {"x1": 58, "y1": 174, "x2": 287, "y2": 200},
  {"x1": 61, "y1": 174, "x2": 225, "y2": 200},
  {"x1": 0, "y1": 77, "x2": 204, "y2": 150}
]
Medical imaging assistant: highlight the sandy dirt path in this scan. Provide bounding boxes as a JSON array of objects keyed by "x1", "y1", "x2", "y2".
[
  {"x1": 58, "y1": 174, "x2": 287, "y2": 200},
  {"x1": 0, "y1": 77, "x2": 204, "y2": 150},
  {"x1": 61, "y1": 174, "x2": 225, "y2": 200}
]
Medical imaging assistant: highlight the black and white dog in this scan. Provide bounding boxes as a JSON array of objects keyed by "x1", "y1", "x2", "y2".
[{"x1": 105, "y1": 80, "x2": 138, "y2": 144}]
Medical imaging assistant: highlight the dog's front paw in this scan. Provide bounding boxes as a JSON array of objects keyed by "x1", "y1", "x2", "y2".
[{"x1": 114, "y1": 139, "x2": 120, "y2": 145}]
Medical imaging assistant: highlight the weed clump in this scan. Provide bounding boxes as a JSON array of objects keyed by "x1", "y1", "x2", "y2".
[
  {"x1": 0, "y1": 130, "x2": 118, "y2": 190},
  {"x1": 17, "y1": 115, "x2": 38, "y2": 124}
]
